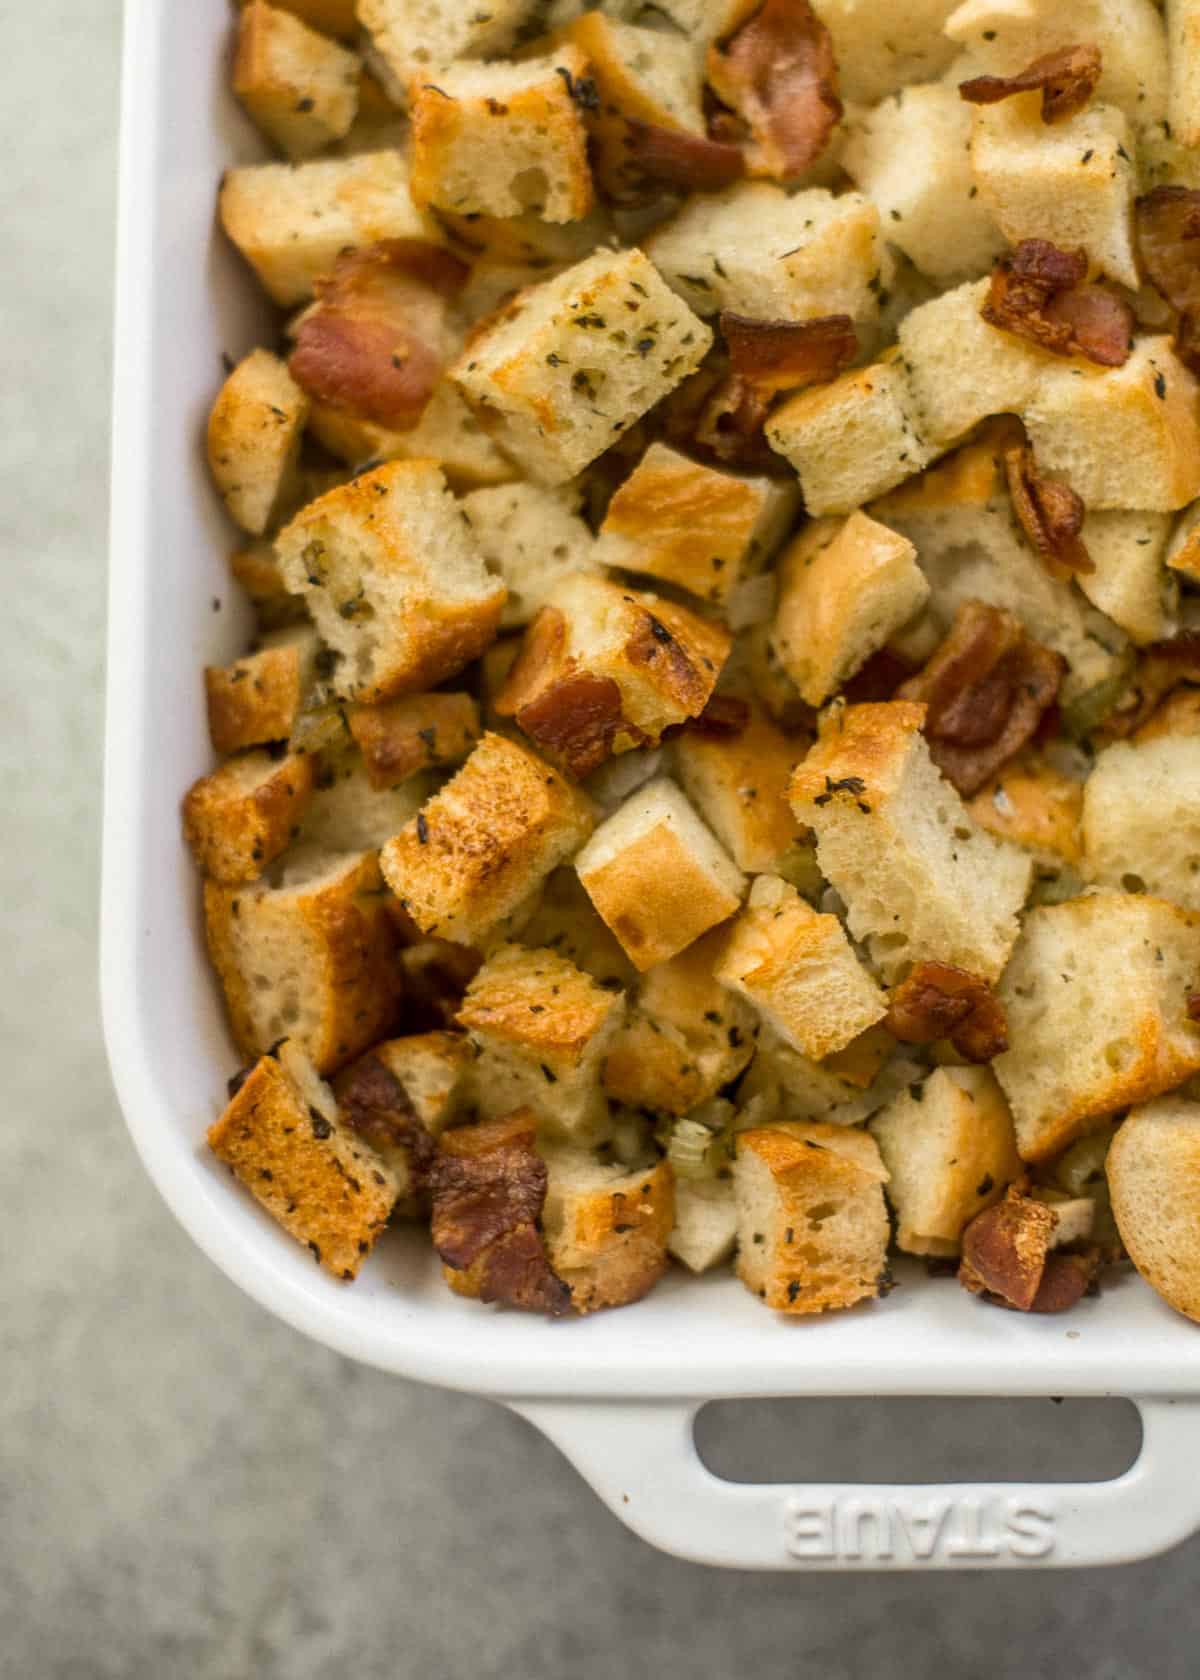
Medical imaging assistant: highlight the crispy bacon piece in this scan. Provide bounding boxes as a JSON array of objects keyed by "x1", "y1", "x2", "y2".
[
  {"x1": 1188, "y1": 989, "x2": 1200, "y2": 1022},
  {"x1": 960, "y1": 1188, "x2": 1100, "y2": 1313},
  {"x1": 884, "y1": 961, "x2": 1009, "y2": 1063},
  {"x1": 493, "y1": 606, "x2": 640, "y2": 778},
  {"x1": 397, "y1": 938, "x2": 483, "y2": 1031},
  {"x1": 1004, "y1": 444, "x2": 1093, "y2": 578},
  {"x1": 841, "y1": 647, "x2": 917, "y2": 705},
  {"x1": 621, "y1": 119, "x2": 745, "y2": 195},
  {"x1": 722, "y1": 311, "x2": 857, "y2": 394},
  {"x1": 333, "y1": 1052, "x2": 436, "y2": 1193},
  {"x1": 428, "y1": 1113, "x2": 572, "y2": 1316},
  {"x1": 982, "y1": 240, "x2": 1133, "y2": 366},
  {"x1": 707, "y1": 0, "x2": 842, "y2": 182},
  {"x1": 897, "y1": 600, "x2": 1065, "y2": 796},
  {"x1": 959, "y1": 43, "x2": 1102, "y2": 123},
  {"x1": 1135, "y1": 186, "x2": 1200, "y2": 375},
  {"x1": 289, "y1": 239, "x2": 468, "y2": 429},
  {"x1": 682, "y1": 693, "x2": 752, "y2": 738}
]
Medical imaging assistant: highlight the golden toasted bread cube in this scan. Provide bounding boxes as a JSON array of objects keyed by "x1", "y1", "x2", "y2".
[
  {"x1": 1168, "y1": 500, "x2": 1200, "y2": 583},
  {"x1": 596, "y1": 442, "x2": 800, "y2": 609},
  {"x1": 1077, "y1": 511, "x2": 1176, "y2": 646},
  {"x1": 461, "y1": 481, "x2": 596, "y2": 630},
  {"x1": 450, "y1": 248, "x2": 712, "y2": 486},
  {"x1": 993, "y1": 892, "x2": 1200, "y2": 1160},
  {"x1": 765, "y1": 350, "x2": 936, "y2": 516},
  {"x1": 356, "y1": 0, "x2": 540, "y2": 102},
  {"x1": 1082, "y1": 735, "x2": 1200, "y2": 908},
  {"x1": 274, "y1": 460, "x2": 506, "y2": 703},
  {"x1": 230, "y1": 538, "x2": 308, "y2": 629},
  {"x1": 769, "y1": 511, "x2": 928, "y2": 706},
  {"x1": 207, "y1": 350, "x2": 310, "y2": 536},
  {"x1": 575, "y1": 777, "x2": 745, "y2": 971},
  {"x1": 205, "y1": 624, "x2": 322, "y2": 756},
  {"x1": 307, "y1": 381, "x2": 518, "y2": 488},
  {"x1": 870, "y1": 1066, "x2": 1022, "y2": 1255},
  {"x1": 236, "y1": 0, "x2": 359, "y2": 38},
  {"x1": 380, "y1": 732, "x2": 595, "y2": 946},
  {"x1": 542, "y1": 1147, "x2": 675, "y2": 1312},
  {"x1": 205, "y1": 847, "x2": 405, "y2": 1073},
  {"x1": 967, "y1": 757, "x2": 1084, "y2": 871},
  {"x1": 1134, "y1": 688, "x2": 1200, "y2": 745},
  {"x1": 668, "y1": 1176, "x2": 738, "y2": 1273},
  {"x1": 672, "y1": 700, "x2": 804, "y2": 873},
  {"x1": 734, "y1": 1121, "x2": 890, "y2": 1313},
  {"x1": 1108, "y1": 1095, "x2": 1200, "y2": 1322},
  {"x1": 332, "y1": 1031, "x2": 473, "y2": 1214},
  {"x1": 346, "y1": 692, "x2": 480, "y2": 789},
  {"x1": 1024, "y1": 337, "x2": 1200, "y2": 513},
  {"x1": 715, "y1": 875, "x2": 888, "y2": 1061},
  {"x1": 208, "y1": 1040, "x2": 399, "y2": 1279},
  {"x1": 789, "y1": 702, "x2": 1032, "y2": 981},
  {"x1": 183, "y1": 749, "x2": 316, "y2": 884},
  {"x1": 233, "y1": 1, "x2": 360, "y2": 160}
]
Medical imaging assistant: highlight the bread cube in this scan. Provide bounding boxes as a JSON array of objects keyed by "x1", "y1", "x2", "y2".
[
  {"x1": 668, "y1": 1176, "x2": 738, "y2": 1273},
  {"x1": 1134, "y1": 687, "x2": 1200, "y2": 746},
  {"x1": 765, "y1": 351, "x2": 936, "y2": 517},
  {"x1": 206, "y1": 351, "x2": 309, "y2": 537},
  {"x1": 739, "y1": 1022, "x2": 921, "y2": 1127},
  {"x1": 230, "y1": 538, "x2": 308, "y2": 629},
  {"x1": 369, "y1": 1031, "x2": 473, "y2": 1134},
  {"x1": 380, "y1": 732, "x2": 595, "y2": 946},
  {"x1": 495, "y1": 573, "x2": 731, "y2": 777},
  {"x1": 672, "y1": 700, "x2": 803, "y2": 872},
  {"x1": 332, "y1": 1031, "x2": 472, "y2": 1214},
  {"x1": 542, "y1": 1147, "x2": 675, "y2": 1312},
  {"x1": 596, "y1": 442, "x2": 800, "y2": 609},
  {"x1": 516, "y1": 865, "x2": 637, "y2": 993},
  {"x1": 274, "y1": 460, "x2": 505, "y2": 703},
  {"x1": 205, "y1": 847, "x2": 405, "y2": 1073},
  {"x1": 461, "y1": 481, "x2": 596, "y2": 630},
  {"x1": 450, "y1": 248, "x2": 712, "y2": 486},
  {"x1": 602, "y1": 926, "x2": 757, "y2": 1115},
  {"x1": 356, "y1": 0, "x2": 539, "y2": 102},
  {"x1": 183, "y1": 749, "x2": 316, "y2": 885},
  {"x1": 1023, "y1": 337, "x2": 1200, "y2": 513},
  {"x1": 307, "y1": 381, "x2": 518, "y2": 489},
  {"x1": 993, "y1": 891, "x2": 1200, "y2": 1160},
  {"x1": 233, "y1": 1, "x2": 360, "y2": 161},
  {"x1": 218, "y1": 151, "x2": 437, "y2": 307},
  {"x1": 842, "y1": 82, "x2": 1004, "y2": 285},
  {"x1": 650, "y1": 0, "x2": 757, "y2": 44},
  {"x1": 715, "y1": 875, "x2": 887, "y2": 1060},
  {"x1": 769, "y1": 511, "x2": 929, "y2": 706},
  {"x1": 967, "y1": 756, "x2": 1084, "y2": 871},
  {"x1": 1077, "y1": 511, "x2": 1176, "y2": 646},
  {"x1": 789, "y1": 702, "x2": 1033, "y2": 981},
  {"x1": 208, "y1": 1040, "x2": 398, "y2": 1279},
  {"x1": 299, "y1": 749, "x2": 433, "y2": 852},
  {"x1": 346, "y1": 691, "x2": 480, "y2": 789},
  {"x1": 946, "y1": 0, "x2": 1168, "y2": 131},
  {"x1": 236, "y1": 0, "x2": 358, "y2": 38},
  {"x1": 734, "y1": 1121, "x2": 890, "y2": 1313},
  {"x1": 870, "y1": 1066, "x2": 1022, "y2": 1254},
  {"x1": 1168, "y1": 501, "x2": 1200, "y2": 583},
  {"x1": 408, "y1": 49, "x2": 593, "y2": 222},
  {"x1": 1082, "y1": 736, "x2": 1200, "y2": 908},
  {"x1": 970, "y1": 95, "x2": 1139, "y2": 289},
  {"x1": 1167, "y1": 0, "x2": 1200, "y2": 148},
  {"x1": 646, "y1": 182, "x2": 889, "y2": 326},
  {"x1": 205, "y1": 624, "x2": 321, "y2": 756},
  {"x1": 896, "y1": 279, "x2": 1055, "y2": 449},
  {"x1": 1108, "y1": 1095, "x2": 1200, "y2": 1322},
  {"x1": 810, "y1": 0, "x2": 959, "y2": 104},
  {"x1": 575, "y1": 777, "x2": 745, "y2": 970},
  {"x1": 458, "y1": 943, "x2": 625, "y2": 1143}
]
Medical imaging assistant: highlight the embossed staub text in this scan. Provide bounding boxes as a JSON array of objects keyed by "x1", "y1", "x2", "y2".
[{"x1": 782, "y1": 1495, "x2": 1056, "y2": 1563}]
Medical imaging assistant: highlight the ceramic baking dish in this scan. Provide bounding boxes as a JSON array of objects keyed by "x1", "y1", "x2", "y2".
[{"x1": 103, "y1": 0, "x2": 1200, "y2": 1571}]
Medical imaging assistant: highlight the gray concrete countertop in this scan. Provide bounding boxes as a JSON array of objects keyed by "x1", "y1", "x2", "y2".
[{"x1": 3, "y1": 4, "x2": 1198, "y2": 1674}]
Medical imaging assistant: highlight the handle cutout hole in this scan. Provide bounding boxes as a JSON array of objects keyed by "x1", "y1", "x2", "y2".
[{"x1": 695, "y1": 1398, "x2": 1141, "y2": 1485}]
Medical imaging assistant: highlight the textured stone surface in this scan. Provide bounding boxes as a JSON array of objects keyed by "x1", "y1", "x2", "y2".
[{"x1": 5, "y1": 3, "x2": 1200, "y2": 1674}]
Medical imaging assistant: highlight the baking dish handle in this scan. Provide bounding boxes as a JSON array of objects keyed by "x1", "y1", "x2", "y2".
[{"x1": 509, "y1": 1397, "x2": 1200, "y2": 1569}]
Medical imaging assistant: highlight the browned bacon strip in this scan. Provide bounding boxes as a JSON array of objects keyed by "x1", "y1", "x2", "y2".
[
  {"x1": 960, "y1": 44, "x2": 1102, "y2": 124},
  {"x1": 1005, "y1": 444, "x2": 1093, "y2": 578},
  {"x1": 1135, "y1": 186, "x2": 1200, "y2": 375},
  {"x1": 982, "y1": 239, "x2": 1132, "y2": 366},
  {"x1": 721, "y1": 311, "x2": 857, "y2": 394},
  {"x1": 707, "y1": 0, "x2": 842, "y2": 181}
]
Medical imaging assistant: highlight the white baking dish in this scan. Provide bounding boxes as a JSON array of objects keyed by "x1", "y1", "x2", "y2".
[{"x1": 103, "y1": 0, "x2": 1200, "y2": 1571}]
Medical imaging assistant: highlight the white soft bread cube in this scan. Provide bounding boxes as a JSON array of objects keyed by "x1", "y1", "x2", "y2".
[
  {"x1": 715, "y1": 875, "x2": 887, "y2": 1060},
  {"x1": 274, "y1": 460, "x2": 505, "y2": 703},
  {"x1": 299, "y1": 749, "x2": 433, "y2": 852},
  {"x1": 969, "y1": 95, "x2": 1139, "y2": 289},
  {"x1": 602, "y1": 926, "x2": 757, "y2": 1115},
  {"x1": 769, "y1": 511, "x2": 929, "y2": 706},
  {"x1": 408, "y1": 49, "x2": 593, "y2": 223},
  {"x1": 379, "y1": 732, "x2": 595, "y2": 947},
  {"x1": 896, "y1": 279, "x2": 1056, "y2": 450},
  {"x1": 1076, "y1": 511, "x2": 1176, "y2": 646},
  {"x1": 516, "y1": 865, "x2": 637, "y2": 994},
  {"x1": 668, "y1": 1176, "x2": 738, "y2": 1274},
  {"x1": 648, "y1": 0, "x2": 757, "y2": 44},
  {"x1": 356, "y1": 0, "x2": 539, "y2": 100},
  {"x1": 672, "y1": 700, "x2": 803, "y2": 873},
  {"x1": 232, "y1": 1, "x2": 360, "y2": 160},
  {"x1": 789, "y1": 702, "x2": 1033, "y2": 982},
  {"x1": 450, "y1": 248, "x2": 712, "y2": 486},
  {"x1": 183, "y1": 749, "x2": 317, "y2": 885},
  {"x1": 1082, "y1": 736, "x2": 1200, "y2": 908},
  {"x1": 993, "y1": 892, "x2": 1200, "y2": 1161},
  {"x1": 460, "y1": 481, "x2": 595, "y2": 630},
  {"x1": 646, "y1": 183, "x2": 889, "y2": 326},
  {"x1": 457, "y1": 943, "x2": 625, "y2": 1143},
  {"x1": 841, "y1": 82, "x2": 1004, "y2": 285},
  {"x1": 946, "y1": 0, "x2": 1168, "y2": 131},
  {"x1": 218, "y1": 150, "x2": 437, "y2": 307},
  {"x1": 575, "y1": 777, "x2": 745, "y2": 971},
  {"x1": 353, "y1": 1032, "x2": 473, "y2": 1139},
  {"x1": 1108, "y1": 1096, "x2": 1200, "y2": 1322},
  {"x1": 204, "y1": 847, "x2": 404, "y2": 1073},
  {"x1": 765, "y1": 351, "x2": 936, "y2": 516},
  {"x1": 870, "y1": 1066, "x2": 1022, "y2": 1255},
  {"x1": 1167, "y1": 0, "x2": 1200, "y2": 147},
  {"x1": 308, "y1": 380, "x2": 517, "y2": 489},
  {"x1": 596, "y1": 442, "x2": 800, "y2": 609},
  {"x1": 734, "y1": 1121, "x2": 890, "y2": 1313},
  {"x1": 1023, "y1": 337, "x2": 1200, "y2": 513},
  {"x1": 739, "y1": 1022, "x2": 921, "y2": 1128},
  {"x1": 206, "y1": 350, "x2": 309, "y2": 537},
  {"x1": 205, "y1": 624, "x2": 322, "y2": 756},
  {"x1": 542, "y1": 1147, "x2": 675, "y2": 1313},
  {"x1": 810, "y1": 0, "x2": 959, "y2": 104}
]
